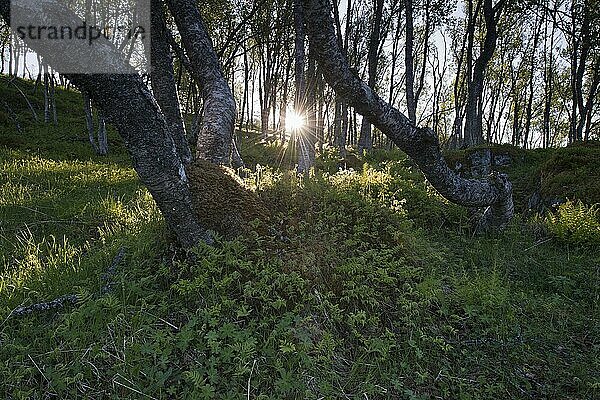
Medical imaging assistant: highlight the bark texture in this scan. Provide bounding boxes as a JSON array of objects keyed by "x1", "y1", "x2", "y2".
[
  {"x1": 166, "y1": 0, "x2": 236, "y2": 165},
  {"x1": 97, "y1": 109, "x2": 108, "y2": 156},
  {"x1": 404, "y1": 0, "x2": 416, "y2": 124},
  {"x1": 294, "y1": 0, "x2": 315, "y2": 174},
  {"x1": 0, "y1": 0, "x2": 211, "y2": 248},
  {"x1": 303, "y1": 0, "x2": 514, "y2": 229},
  {"x1": 83, "y1": 91, "x2": 98, "y2": 153},
  {"x1": 150, "y1": 0, "x2": 192, "y2": 164}
]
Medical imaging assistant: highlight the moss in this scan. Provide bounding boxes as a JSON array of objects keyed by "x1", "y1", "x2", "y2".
[
  {"x1": 187, "y1": 159, "x2": 269, "y2": 238},
  {"x1": 444, "y1": 144, "x2": 529, "y2": 170},
  {"x1": 538, "y1": 143, "x2": 600, "y2": 205}
]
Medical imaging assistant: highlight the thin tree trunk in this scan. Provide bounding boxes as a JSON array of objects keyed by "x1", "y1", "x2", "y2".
[
  {"x1": 239, "y1": 46, "x2": 249, "y2": 132},
  {"x1": 358, "y1": 0, "x2": 383, "y2": 154},
  {"x1": 405, "y1": 0, "x2": 416, "y2": 124},
  {"x1": 43, "y1": 63, "x2": 50, "y2": 123},
  {"x1": 97, "y1": 109, "x2": 108, "y2": 156},
  {"x1": 50, "y1": 73, "x2": 57, "y2": 126},
  {"x1": 573, "y1": 2, "x2": 591, "y2": 143},
  {"x1": 582, "y1": 56, "x2": 600, "y2": 142},
  {"x1": 83, "y1": 91, "x2": 98, "y2": 153},
  {"x1": 334, "y1": 100, "x2": 344, "y2": 156},
  {"x1": 464, "y1": 0, "x2": 502, "y2": 147},
  {"x1": 341, "y1": 102, "x2": 348, "y2": 157},
  {"x1": 415, "y1": 0, "x2": 431, "y2": 114},
  {"x1": 524, "y1": 15, "x2": 542, "y2": 149},
  {"x1": 389, "y1": 7, "x2": 403, "y2": 105},
  {"x1": 294, "y1": 0, "x2": 313, "y2": 173},
  {"x1": 543, "y1": 6, "x2": 555, "y2": 148},
  {"x1": 450, "y1": 12, "x2": 469, "y2": 148}
]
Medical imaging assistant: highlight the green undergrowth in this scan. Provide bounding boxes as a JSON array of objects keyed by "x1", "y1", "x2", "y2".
[{"x1": 1, "y1": 78, "x2": 599, "y2": 399}]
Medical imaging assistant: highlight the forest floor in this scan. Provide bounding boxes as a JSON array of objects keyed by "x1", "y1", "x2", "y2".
[{"x1": 1, "y1": 78, "x2": 599, "y2": 399}]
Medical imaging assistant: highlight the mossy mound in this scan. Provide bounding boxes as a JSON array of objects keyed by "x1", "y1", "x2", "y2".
[
  {"x1": 538, "y1": 142, "x2": 600, "y2": 206},
  {"x1": 443, "y1": 144, "x2": 528, "y2": 172},
  {"x1": 187, "y1": 159, "x2": 269, "y2": 238},
  {"x1": 444, "y1": 143, "x2": 600, "y2": 213}
]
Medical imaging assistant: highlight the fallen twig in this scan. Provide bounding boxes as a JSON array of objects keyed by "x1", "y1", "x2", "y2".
[
  {"x1": 524, "y1": 238, "x2": 552, "y2": 251},
  {"x1": 13, "y1": 294, "x2": 79, "y2": 317},
  {"x1": 10, "y1": 246, "x2": 126, "y2": 318},
  {"x1": 101, "y1": 247, "x2": 126, "y2": 295}
]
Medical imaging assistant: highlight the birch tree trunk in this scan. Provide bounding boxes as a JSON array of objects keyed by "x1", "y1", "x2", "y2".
[
  {"x1": 82, "y1": 91, "x2": 98, "y2": 154},
  {"x1": 166, "y1": 0, "x2": 236, "y2": 165},
  {"x1": 294, "y1": 0, "x2": 315, "y2": 174},
  {"x1": 50, "y1": 74, "x2": 57, "y2": 126},
  {"x1": 463, "y1": 0, "x2": 503, "y2": 147},
  {"x1": 358, "y1": 0, "x2": 383, "y2": 154},
  {"x1": 97, "y1": 109, "x2": 108, "y2": 156},
  {"x1": 303, "y1": 0, "x2": 514, "y2": 230},
  {"x1": 405, "y1": 0, "x2": 416, "y2": 124},
  {"x1": 43, "y1": 63, "x2": 50, "y2": 123}
]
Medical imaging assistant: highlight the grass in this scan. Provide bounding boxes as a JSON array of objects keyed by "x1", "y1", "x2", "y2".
[{"x1": 1, "y1": 77, "x2": 599, "y2": 399}]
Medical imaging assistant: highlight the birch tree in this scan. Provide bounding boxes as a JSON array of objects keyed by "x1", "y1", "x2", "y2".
[{"x1": 303, "y1": 0, "x2": 514, "y2": 230}]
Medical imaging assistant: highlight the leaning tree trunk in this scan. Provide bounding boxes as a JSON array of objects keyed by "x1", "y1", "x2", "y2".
[
  {"x1": 0, "y1": 0, "x2": 211, "y2": 248},
  {"x1": 150, "y1": 0, "x2": 192, "y2": 164},
  {"x1": 303, "y1": 0, "x2": 514, "y2": 230},
  {"x1": 166, "y1": 0, "x2": 236, "y2": 165}
]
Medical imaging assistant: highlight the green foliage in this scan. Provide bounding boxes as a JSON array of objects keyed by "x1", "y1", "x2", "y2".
[{"x1": 546, "y1": 200, "x2": 600, "y2": 245}]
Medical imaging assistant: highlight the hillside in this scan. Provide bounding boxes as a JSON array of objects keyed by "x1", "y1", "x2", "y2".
[{"x1": 1, "y1": 78, "x2": 599, "y2": 399}]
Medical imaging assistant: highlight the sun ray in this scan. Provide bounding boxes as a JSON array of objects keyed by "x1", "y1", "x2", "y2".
[{"x1": 286, "y1": 110, "x2": 306, "y2": 132}]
